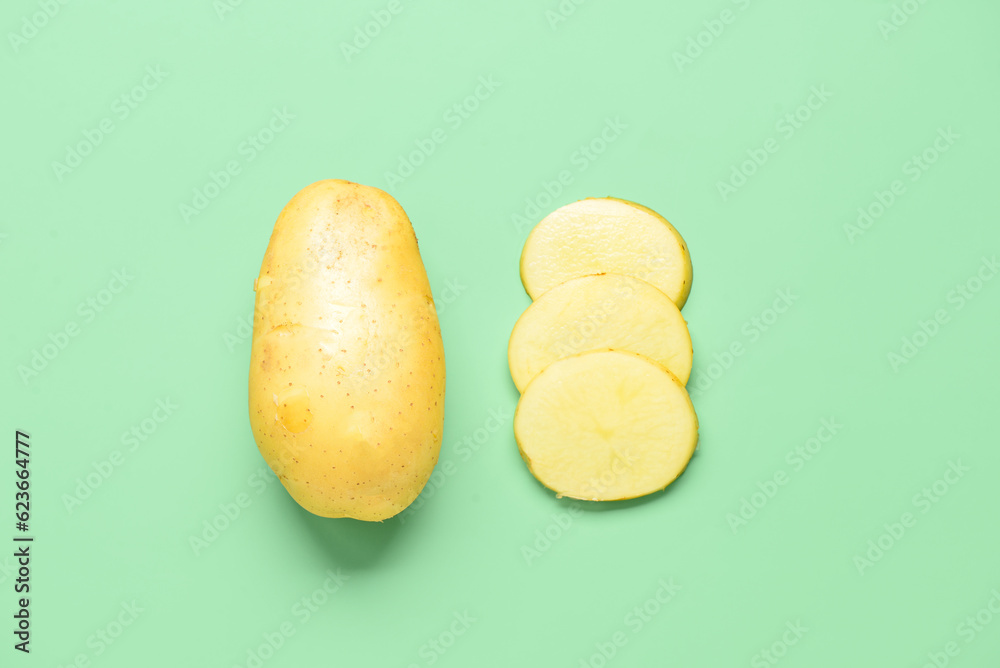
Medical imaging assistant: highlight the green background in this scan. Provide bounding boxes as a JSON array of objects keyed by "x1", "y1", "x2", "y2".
[{"x1": 3, "y1": 0, "x2": 1000, "y2": 665}]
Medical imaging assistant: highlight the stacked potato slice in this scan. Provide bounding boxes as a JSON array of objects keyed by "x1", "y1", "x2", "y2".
[{"x1": 509, "y1": 198, "x2": 699, "y2": 501}]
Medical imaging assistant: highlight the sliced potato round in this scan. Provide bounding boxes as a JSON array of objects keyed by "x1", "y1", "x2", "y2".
[
  {"x1": 508, "y1": 274, "x2": 692, "y2": 393},
  {"x1": 520, "y1": 197, "x2": 693, "y2": 307},
  {"x1": 514, "y1": 350, "x2": 698, "y2": 501}
]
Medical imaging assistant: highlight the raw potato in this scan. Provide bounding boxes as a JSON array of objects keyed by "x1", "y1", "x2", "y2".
[
  {"x1": 514, "y1": 350, "x2": 698, "y2": 501},
  {"x1": 248, "y1": 180, "x2": 445, "y2": 521},
  {"x1": 508, "y1": 273, "x2": 693, "y2": 393},
  {"x1": 520, "y1": 197, "x2": 693, "y2": 308}
]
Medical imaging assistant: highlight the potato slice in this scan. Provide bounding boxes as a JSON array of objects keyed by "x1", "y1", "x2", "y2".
[
  {"x1": 514, "y1": 350, "x2": 698, "y2": 501},
  {"x1": 520, "y1": 197, "x2": 693, "y2": 308},
  {"x1": 508, "y1": 274, "x2": 692, "y2": 393}
]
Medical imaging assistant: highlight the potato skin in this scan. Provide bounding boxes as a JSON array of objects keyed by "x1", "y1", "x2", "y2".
[{"x1": 249, "y1": 180, "x2": 445, "y2": 521}]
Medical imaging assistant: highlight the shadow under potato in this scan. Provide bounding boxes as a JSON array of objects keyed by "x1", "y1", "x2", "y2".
[{"x1": 283, "y1": 490, "x2": 404, "y2": 571}]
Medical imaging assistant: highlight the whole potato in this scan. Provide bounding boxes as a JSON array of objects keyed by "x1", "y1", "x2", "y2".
[{"x1": 249, "y1": 180, "x2": 445, "y2": 521}]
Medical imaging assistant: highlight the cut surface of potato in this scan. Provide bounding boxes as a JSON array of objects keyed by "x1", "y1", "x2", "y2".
[
  {"x1": 514, "y1": 350, "x2": 698, "y2": 501},
  {"x1": 508, "y1": 274, "x2": 692, "y2": 392},
  {"x1": 520, "y1": 197, "x2": 692, "y2": 307}
]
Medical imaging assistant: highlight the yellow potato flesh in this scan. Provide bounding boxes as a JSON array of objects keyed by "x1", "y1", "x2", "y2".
[
  {"x1": 508, "y1": 273, "x2": 693, "y2": 393},
  {"x1": 514, "y1": 350, "x2": 698, "y2": 501},
  {"x1": 248, "y1": 180, "x2": 445, "y2": 521},
  {"x1": 519, "y1": 198, "x2": 693, "y2": 308}
]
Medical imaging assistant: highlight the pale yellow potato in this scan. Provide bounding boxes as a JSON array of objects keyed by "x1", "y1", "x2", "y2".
[
  {"x1": 520, "y1": 198, "x2": 693, "y2": 308},
  {"x1": 514, "y1": 350, "x2": 698, "y2": 501},
  {"x1": 508, "y1": 273, "x2": 692, "y2": 392},
  {"x1": 248, "y1": 180, "x2": 445, "y2": 521}
]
